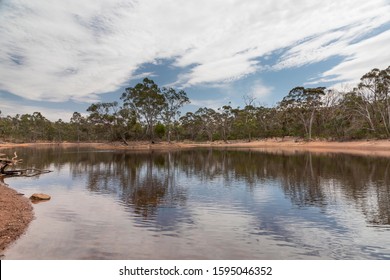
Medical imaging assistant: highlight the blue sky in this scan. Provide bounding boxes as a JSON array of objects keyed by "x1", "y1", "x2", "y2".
[{"x1": 1, "y1": 0, "x2": 390, "y2": 121}]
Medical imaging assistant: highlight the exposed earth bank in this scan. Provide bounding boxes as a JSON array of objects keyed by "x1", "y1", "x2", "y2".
[
  {"x1": 0, "y1": 180, "x2": 33, "y2": 255},
  {"x1": 2, "y1": 138, "x2": 390, "y2": 156}
]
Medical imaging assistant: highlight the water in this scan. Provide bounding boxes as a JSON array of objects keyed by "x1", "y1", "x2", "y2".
[{"x1": 1, "y1": 147, "x2": 390, "y2": 259}]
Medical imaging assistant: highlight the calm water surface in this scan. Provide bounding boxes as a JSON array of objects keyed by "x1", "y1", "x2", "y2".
[{"x1": 1, "y1": 147, "x2": 390, "y2": 259}]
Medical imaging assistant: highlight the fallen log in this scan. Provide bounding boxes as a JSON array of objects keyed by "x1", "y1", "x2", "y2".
[{"x1": 0, "y1": 152, "x2": 52, "y2": 177}]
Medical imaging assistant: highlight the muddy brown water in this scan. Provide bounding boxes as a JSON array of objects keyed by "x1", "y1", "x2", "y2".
[{"x1": 1, "y1": 146, "x2": 389, "y2": 259}]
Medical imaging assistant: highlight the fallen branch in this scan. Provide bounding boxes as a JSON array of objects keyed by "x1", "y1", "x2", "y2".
[
  {"x1": 0, "y1": 152, "x2": 52, "y2": 177},
  {"x1": 2, "y1": 168, "x2": 52, "y2": 177},
  {"x1": 22, "y1": 168, "x2": 52, "y2": 177}
]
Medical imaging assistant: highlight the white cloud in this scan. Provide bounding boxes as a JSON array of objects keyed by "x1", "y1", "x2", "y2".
[
  {"x1": 320, "y1": 29, "x2": 390, "y2": 86},
  {"x1": 0, "y1": 100, "x2": 79, "y2": 121},
  {"x1": 249, "y1": 80, "x2": 274, "y2": 101},
  {"x1": 0, "y1": 0, "x2": 389, "y2": 103},
  {"x1": 179, "y1": 53, "x2": 260, "y2": 86},
  {"x1": 189, "y1": 98, "x2": 232, "y2": 111}
]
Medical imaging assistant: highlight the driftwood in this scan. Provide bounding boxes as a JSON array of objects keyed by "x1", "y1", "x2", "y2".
[{"x1": 0, "y1": 152, "x2": 52, "y2": 177}]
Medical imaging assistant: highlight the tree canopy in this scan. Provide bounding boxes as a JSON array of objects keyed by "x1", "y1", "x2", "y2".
[{"x1": 1, "y1": 66, "x2": 390, "y2": 143}]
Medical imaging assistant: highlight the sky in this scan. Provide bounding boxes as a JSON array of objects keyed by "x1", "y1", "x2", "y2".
[{"x1": 0, "y1": 0, "x2": 390, "y2": 121}]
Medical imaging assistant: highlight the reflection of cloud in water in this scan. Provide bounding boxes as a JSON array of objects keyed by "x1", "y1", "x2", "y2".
[{"x1": 247, "y1": 177, "x2": 390, "y2": 259}]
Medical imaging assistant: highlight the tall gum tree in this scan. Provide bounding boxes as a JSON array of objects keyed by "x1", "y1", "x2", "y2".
[
  {"x1": 121, "y1": 78, "x2": 166, "y2": 142},
  {"x1": 355, "y1": 66, "x2": 390, "y2": 137},
  {"x1": 279, "y1": 86, "x2": 325, "y2": 140},
  {"x1": 87, "y1": 102, "x2": 121, "y2": 141},
  {"x1": 161, "y1": 87, "x2": 190, "y2": 143}
]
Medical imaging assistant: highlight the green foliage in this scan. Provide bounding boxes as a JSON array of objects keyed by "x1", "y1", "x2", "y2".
[
  {"x1": 1, "y1": 67, "x2": 390, "y2": 143},
  {"x1": 121, "y1": 78, "x2": 166, "y2": 142},
  {"x1": 279, "y1": 86, "x2": 325, "y2": 140},
  {"x1": 161, "y1": 87, "x2": 190, "y2": 142},
  {"x1": 154, "y1": 123, "x2": 166, "y2": 139}
]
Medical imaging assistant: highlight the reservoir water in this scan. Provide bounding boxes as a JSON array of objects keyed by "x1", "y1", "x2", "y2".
[{"x1": 2, "y1": 146, "x2": 390, "y2": 259}]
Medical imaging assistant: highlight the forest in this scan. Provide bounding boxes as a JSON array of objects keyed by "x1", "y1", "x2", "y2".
[{"x1": 0, "y1": 66, "x2": 389, "y2": 143}]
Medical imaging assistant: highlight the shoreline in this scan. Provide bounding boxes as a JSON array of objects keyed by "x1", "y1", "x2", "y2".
[
  {"x1": 2, "y1": 138, "x2": 390, "y2": 157},
  {"x1": 0, "y1": 180, "x2": 34, "y2": 256}
]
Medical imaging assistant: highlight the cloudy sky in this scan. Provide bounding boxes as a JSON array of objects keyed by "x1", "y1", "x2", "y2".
[{"x1": 1, "y1": 0, "x2": 389, "y2": 121}]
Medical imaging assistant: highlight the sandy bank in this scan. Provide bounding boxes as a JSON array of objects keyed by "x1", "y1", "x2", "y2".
[
  {"x1": 0, "y1": 180, "x2": 33, "y2": 256},
  {"x1": 2, "y1": 139, "x2": 390, "y2": 157},
  {"x1": 202, "y1": 139, "x2": 390, "y2": 157}
]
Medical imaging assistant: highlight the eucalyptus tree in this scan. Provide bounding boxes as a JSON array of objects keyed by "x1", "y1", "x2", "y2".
[
  {"x1": 11, "y1": 113, "x2": 45, "y2": 141},
  {"x1": 232, "y1": 105, "x2": 258, "y2": 141},
  {"x1": 279, "y1": 86, "x2": 325, "y2": 140},
  {"x1": 217, "y1": 104, "x2": 234, "y2": 142},
  {"x1": 195, "y1": 107, "x2": 218, "y2": 141},
  {"x1": 7, "y1": 114, "x2": 21, "y2": 141},
  {"x1": 121, "y1": 78, "x2": 166, "y2": 142},
  {"x1": 32, "y1": 112, "x2": 51, "y2": 140},
  {"x1": 0, "y1": 110, "x2": 4, "y2": 140},
  {"x1": 53, "y1": 119, "x2": 66, "y2": 142},
  {"x1": 237, "y1": 95, "x2": 258, "y2": 141},
  {"x1": 115, "y1": 107, "x2": 141, "y2": 142},
  {"x1": 336, "y1": 91, "x2": 369, "y2": 139},
  {"x1": 255, "y1": 106, "x2": 279, "y2": 138},
  {"x1": 316, "y1": 89, "x2": 347, "y2": 139},
  {"x1": 87, "y1": 102, "x2": 121, "y2": 141},
  {"x1": 161, "y1": 87, "x2": 190, "y2": 142},
  {"x1": 70, "y1": 112, "x2": 84, "y2": 142},
  {"x1": 0, "y1": 112, "x2": 14, "y2": 141},
  {"x1": 354, "y1": 66, "x2": 390, "y2": 137},
  {"x1": 179, "y1": 112, "x2": 203, "y2": 140}
]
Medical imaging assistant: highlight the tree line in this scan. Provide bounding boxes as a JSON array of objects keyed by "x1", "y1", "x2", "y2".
[{"x1": 0, "y1": 66, "x2": 389, "y2": 143}]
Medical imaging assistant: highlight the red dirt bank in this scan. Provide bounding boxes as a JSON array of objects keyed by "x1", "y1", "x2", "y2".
[{"x1": 0, "y1": 180, "x2": 33, "y2": 255}]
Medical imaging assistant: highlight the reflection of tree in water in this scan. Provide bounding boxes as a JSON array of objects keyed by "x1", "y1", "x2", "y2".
[
  {"x1": 173, "y1": 149, "x2": 390, "y2": 226},
  {"x1": 333, "y1": 155, "x2": 390, "y2": 225},
  {"x1": 68, "y1": 151, "x2": 187, "y2": 219},
  {"x1": 275, "y1": 152, "x2": 389, "y2": 225},
  {"x1": 267, "y1": 152, "x2": 324, "y2": 208},
  {"x1": 12, "y1": 147, "x2": 389, "y2": 225},
  {"x1": 124, "y1": 153, "x2": 186, "y2": 218},
  {"x1": 129, "y1": 176, "x2": 166, "y2": 218}
]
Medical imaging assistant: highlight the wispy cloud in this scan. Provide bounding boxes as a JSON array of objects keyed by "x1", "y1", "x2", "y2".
[
  {"x1": 0, "y1": 0, "x2": 389, "y2": 103},
  {"x1": 319, "y1": 29, "x2": 390, "y2": 86},
  {"x1": 189, "y1": 98, "x2": 233, "y2": 111},
  {"x1": 249, "y1": 80, "x2": 274, "y2": 102},
  {"x1": 0, "y1": 99, "x2": 79, "y2": 121}
]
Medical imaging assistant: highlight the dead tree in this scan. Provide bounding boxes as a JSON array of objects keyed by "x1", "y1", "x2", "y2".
[
  {"x1": 0, "y1": 152, "x2": 51, "y2": 177},
  {"x1": 0, "y1": 152, "x2": 23, "y2": 175}
]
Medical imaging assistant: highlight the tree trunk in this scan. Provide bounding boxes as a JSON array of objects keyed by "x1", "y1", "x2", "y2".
[{"x1": 308, "y1": 110, "x2": 315, "y2": 141}]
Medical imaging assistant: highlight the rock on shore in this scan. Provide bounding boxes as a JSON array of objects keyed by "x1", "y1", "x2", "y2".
[{"x1": 30, "y1": 193, "x2": 51, "y2": 201}]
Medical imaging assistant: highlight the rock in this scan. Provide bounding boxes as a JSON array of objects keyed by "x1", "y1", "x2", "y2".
[{"x1": 30, "y1": 193, "x2": 51, "y2": 201}]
